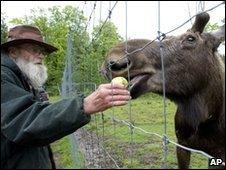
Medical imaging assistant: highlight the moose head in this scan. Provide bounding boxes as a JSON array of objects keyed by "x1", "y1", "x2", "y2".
[{"x1": 102, "y1": 12, "x2": 224, "y2": 101}]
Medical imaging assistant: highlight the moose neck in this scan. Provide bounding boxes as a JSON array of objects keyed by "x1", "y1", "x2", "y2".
[{"x1": 176, "y1": 65, "x2": 224, "y2": 131}]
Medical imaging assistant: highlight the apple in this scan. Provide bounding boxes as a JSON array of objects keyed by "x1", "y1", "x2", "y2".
[{"x1": 111, "y1": 77, "x2": 128, "y2": 88}]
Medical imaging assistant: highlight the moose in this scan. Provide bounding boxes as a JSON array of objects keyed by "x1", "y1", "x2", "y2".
[{"x1": 101, "y1": 12, "x2": 225, "y2": 169}]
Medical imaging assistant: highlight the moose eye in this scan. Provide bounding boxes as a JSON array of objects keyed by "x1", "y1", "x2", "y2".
[
  {"x1": 187, "y1": 36, "x2": 196, "y2": 42},
  {"x1": 181, "y1": 35, "x2": 197, "y2": 49}
]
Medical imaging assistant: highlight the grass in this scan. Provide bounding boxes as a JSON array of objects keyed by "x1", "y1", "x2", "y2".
[
  {"x1": 49, "y1": 92, "x2": 209, "y2": 169},
  {"x1": 51, "y1": 137, "x2": 73, "y2": 169},
  {"x1": 86, "y1": 93, "x2": 208, "y2": 169}
]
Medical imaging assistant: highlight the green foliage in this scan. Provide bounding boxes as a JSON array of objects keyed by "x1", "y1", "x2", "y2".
[
  {"x1": 81, "y1": 21, "x2": 123, "y2": 85},
  {"x1": 51, "y1": 137, "x2": 74, "y2": 169},
  {"x1": 1, "y1": 12, "x2": 8, "y2": 44},
  {"x1": 204, "y1": 22, "x2": 219, "y2": 32},
  {"x1": 204, "y1": 17, "x2": 226, "y2": 32}
]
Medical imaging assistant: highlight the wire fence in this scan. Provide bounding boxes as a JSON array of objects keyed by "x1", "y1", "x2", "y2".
[{"x1": 61, "y1": 1, "x2": 225, "y2": 169}]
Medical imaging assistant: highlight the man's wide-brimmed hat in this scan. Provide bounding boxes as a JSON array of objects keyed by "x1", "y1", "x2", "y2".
[{"x1": 1, "y1": 25, "x2": 58, "y2": 54}]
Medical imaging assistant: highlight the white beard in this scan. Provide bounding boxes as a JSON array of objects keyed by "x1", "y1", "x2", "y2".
[{"x1": 14, "y1": 57, "x2": 48, "y2": 89}]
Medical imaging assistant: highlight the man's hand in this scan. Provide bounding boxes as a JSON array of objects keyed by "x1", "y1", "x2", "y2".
[{"x1": 83, "y1": 83, "x2": 131, "y2": 115}]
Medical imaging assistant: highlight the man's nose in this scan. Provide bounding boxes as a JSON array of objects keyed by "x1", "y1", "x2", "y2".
[
  {"x1": 34, "y1": 53, "x2": 45, "y2": 62},
  {"x1": 35, "y1": 52, "x2": 44, "y2": 58},
  {"x1": 39, "y1": 53, "x2": 45, "y2": 59}
]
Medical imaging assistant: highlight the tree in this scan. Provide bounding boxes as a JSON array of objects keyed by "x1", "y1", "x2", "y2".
[
  {"x1": 81, "y1": 21, "x2": 123, "y2": 85},
  {"x1": 205, "y1": 22, "x2": 219, "y2": 32},
  {"x1": 204, "y1": 18, "x2": 225, "y2": 32},
  {"x1": 1, "y1": 12, "x2": 8, "y2": 44},
  {"x1": 204, "y1": 19, "x2": 225, "y2": 63}
]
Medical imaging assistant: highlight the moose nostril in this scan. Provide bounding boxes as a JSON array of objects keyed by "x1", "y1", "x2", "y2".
[
  {"x1": 108, "y1": 61, "x2": 116, "y2": 67},
  {"x1": 107, "y1": 59, "x2": 131, "y2": 72}
]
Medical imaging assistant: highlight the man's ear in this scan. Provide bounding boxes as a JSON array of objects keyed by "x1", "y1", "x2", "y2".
[{"x1": 8, "y1": 47, "x2": 19, "y2": 59}]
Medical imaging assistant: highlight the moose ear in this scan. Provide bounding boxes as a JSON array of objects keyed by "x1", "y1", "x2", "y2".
[
  {"x1": 191, "y1": 12, "x2": 210, "y2": 33},
  {"x1": 211, "y1": 24, "x2": 225, "y2": 43}
]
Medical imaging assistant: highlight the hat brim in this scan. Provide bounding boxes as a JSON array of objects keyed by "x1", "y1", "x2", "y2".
[{"x1": 1, "y1": 39, "x2": 58, "y2": 54}]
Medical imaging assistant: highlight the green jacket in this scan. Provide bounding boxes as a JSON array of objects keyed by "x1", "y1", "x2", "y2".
[{"x1": 1, "y1": 52, "x2": 91, "y2": 169}]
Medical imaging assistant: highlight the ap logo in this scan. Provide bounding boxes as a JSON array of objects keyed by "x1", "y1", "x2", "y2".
[{"x1": 209, "y1": 158, "x2": 224, "y2": 166}]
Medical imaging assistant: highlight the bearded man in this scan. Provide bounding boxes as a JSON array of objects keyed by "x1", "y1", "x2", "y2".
[{"x1": 1, "y1": 25, "x2": 131, "y2": 169}]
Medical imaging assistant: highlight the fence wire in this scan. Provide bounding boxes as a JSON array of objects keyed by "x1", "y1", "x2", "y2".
[
  {"x1": 63, "y1": 1, "x2": 225, "y2": 169},
  {"x1": 100, "y1": 1, "x2": 225, "y2": 168},
  {"x1": 107, "y1": 1, "x2": 225, "y2": 68}
]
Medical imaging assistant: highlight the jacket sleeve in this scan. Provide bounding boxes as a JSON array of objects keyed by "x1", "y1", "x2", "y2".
[{"x1": 1, "y1": 70, "x2": 91, "y2": 147}]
